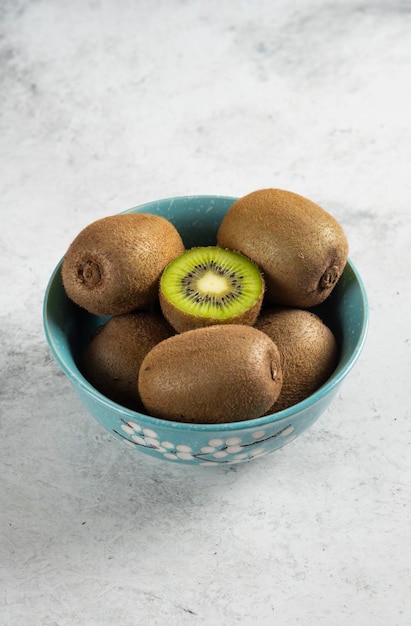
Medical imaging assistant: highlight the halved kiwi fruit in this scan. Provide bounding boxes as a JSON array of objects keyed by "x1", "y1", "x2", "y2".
[{"x1": 159, "y1": 246, "x2": 265, "y2": 333}]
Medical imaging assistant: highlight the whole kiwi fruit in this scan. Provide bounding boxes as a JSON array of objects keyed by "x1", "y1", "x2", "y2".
[
  {"x1": 255, "y1": 307, "x2": 338, "y2": 411},
  {"x1": 81, "y1": 311, "x2": 175, "y2": 410},
  {"x1": 62, "y1": 213, "x2": 185, "y2": 315},
  {"x1": 138, "y1": 324, "x2": 283, "y2": 424},
  {"x1": 217, "y1": 188, "x2": 349, "y2": 308},
  {"x1": 159, "y1": 246, "x2": 264, "y2": 333}
]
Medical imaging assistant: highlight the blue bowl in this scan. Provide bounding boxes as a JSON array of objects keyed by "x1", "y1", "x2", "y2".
[{"x1": 43, "y1": 195, "x2": 369, "y2": 465}]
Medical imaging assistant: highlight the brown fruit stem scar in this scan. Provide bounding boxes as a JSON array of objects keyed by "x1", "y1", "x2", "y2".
[
  {"x1": 77, "y1": 261, "x2": 101, "y2": 287},
  {"x1": 320, "y1": 264, "x2": 339, "y2": 289}
]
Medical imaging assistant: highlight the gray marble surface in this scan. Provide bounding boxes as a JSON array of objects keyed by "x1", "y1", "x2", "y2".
[{"x1": 1, "y1": 1, "x2": 410, "y2": 624}]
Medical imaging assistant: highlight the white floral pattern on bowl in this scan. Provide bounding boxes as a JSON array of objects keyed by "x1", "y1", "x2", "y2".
[{"x1": 113, "y1": 419, "x2": 297, "y2": 464}]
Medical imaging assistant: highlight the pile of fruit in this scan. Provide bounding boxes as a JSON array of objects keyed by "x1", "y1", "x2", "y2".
[{"x1": 61, "y1": 188, "x2": 348, "y2": 424}]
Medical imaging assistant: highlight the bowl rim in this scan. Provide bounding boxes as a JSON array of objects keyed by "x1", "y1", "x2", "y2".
[
  {"x1": 43, "y1": 194, "x2": 369, "y2": 432},
  {"x1": 123, "y1": 193, "x2": 240, "y2": 213}
]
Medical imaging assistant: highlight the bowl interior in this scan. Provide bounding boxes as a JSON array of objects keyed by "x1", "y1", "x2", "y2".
[{"x1": 43, "y1": 194, "x2": 368, "y2": 429}]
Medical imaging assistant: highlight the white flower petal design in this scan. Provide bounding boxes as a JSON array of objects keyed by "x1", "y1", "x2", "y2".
[{"x1": 114, "y1": 419, "x2": 296, "y2": 464}]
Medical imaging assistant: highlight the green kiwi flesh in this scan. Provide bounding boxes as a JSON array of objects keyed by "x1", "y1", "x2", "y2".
[
  {"x1": 159, "y1": 246, "x2": 264, "y2": 333},
  {"x1": 255, "y1": 307, "x2": 338, "y2": 412},
  {"x1": 62, "y1": 213, "x2": 185, "y2": 316},
  {"x1": 81, "y1": 311, "x2": 175, "y2": 411},
  {"x1": 138, "y1": 324, "x2": 283, "y2": 424},
  {"x1": 217, "y1": 188, "x2": 349, "y2": 308}
]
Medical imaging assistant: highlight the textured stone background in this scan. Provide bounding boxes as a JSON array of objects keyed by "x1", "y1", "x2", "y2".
[{"x1": 1, "y1": 1, "x2": 410, "y2": 624}]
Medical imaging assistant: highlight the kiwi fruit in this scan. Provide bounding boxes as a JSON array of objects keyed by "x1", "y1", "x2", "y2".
[
  {"x1": 255, "y1": 307, "x2": 338, "y2": 412},
  {"x1": 217, "y1": 188, "x2": 349, "y2": 308},
  {"x1": 159, "y1": 246, "x2": 265, "y2": 333},
  {"x1": 138, "y1": 324, "x2": 283, "y2": 424},
  {"x1": 81, "y1": 311, "x2": 175, "y2": 410},
  {"x1": 62, "y1": 213, "x2": 185, "y2": 316}
]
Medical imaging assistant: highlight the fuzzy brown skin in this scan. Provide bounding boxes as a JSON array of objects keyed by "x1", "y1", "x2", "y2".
[
  {"x1": 138, "y1": 324, "x2": 283, "y2": 424},
  {"x1": 159, "y1": 288, "x2": 264, "y2": 333},
  {"x1": 217, "y1": 189, "x2": 349, "y2": 308},
  {"x1": 62, "y1": 213, "x2": 185, "y2": 316},
  {"x1": 255, "y1": 307, "x2": 338, "y2": 412},
  {"x1": 81, "y1": 311, "x2": 175, "y2": 411}
]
